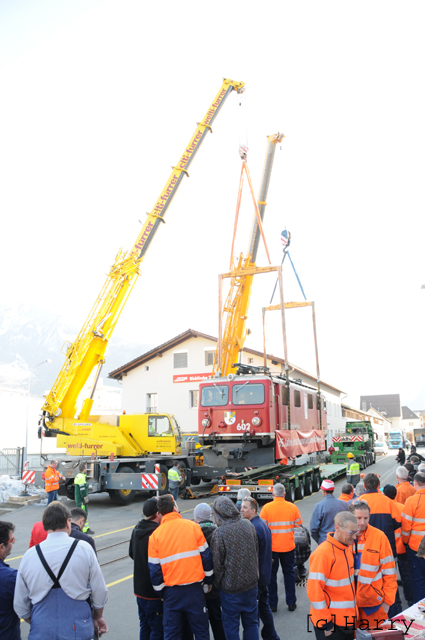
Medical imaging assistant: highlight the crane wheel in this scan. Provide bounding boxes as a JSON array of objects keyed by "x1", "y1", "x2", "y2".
[{"x1": 108, "y1": 466, "x2": 136, "y2": 505}]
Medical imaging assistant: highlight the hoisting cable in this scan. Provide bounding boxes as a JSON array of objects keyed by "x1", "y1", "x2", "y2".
[{"x1": 270, "y1": 230, "x2": 307, "y2": 304}]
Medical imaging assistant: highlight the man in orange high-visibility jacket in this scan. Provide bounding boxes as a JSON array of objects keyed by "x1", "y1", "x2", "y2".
[
  {"x1": 339, "y1": 484, "x2": 354, "y2": 504},
  {"x1": 395, "y1": 466, "x2": 415, "y2": 505},
  {"x1": 148, "y1": 494, "x2": 213, "y2": 640},
  {"x1": 307, "y1": 511, "x2": 358, "y2": 639},
  {"x1": 260, "y1": 482, "x2": 302, "y2": 613},
  {"x1": 44, "y1": 460, "x2": 63, "y2": 505},
  {"x1": 361, "y1": 473, "x2": 400, "y2": 556},
  {"x1": 382, "y1": 484, "x2": 414, "y2": 608},
  {"x1": 401, "y1": 472, "x2": 425, "y2": 600},
  {"x1": 350, "y1": 500, "x2": 397, "y2": 629}
]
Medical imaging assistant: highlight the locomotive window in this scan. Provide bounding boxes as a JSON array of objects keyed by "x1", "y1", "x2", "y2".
[
  {"x1": 281, "y1": 386, "x2": 288, "y2": 405},
  {"x1": 200, "y1": 385, "x2": 229, "y2": 407},
  {"x1": 294, "y1": 390, "x2": 301, "y2": 407},
  {"x1": 232, "y1": 383, "x2": 265, "y2": 405},
  {"x1": 308, "y1": 394, "x2": 314, "y2": 410}
]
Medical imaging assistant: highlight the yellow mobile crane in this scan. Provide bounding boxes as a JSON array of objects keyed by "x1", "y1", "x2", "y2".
[
  {"x1": 39, "y1": 79, "x2": 244, "y2": 503},
  {"x1": 213, "y1": 133, "x2": 283, "y2": 376}
]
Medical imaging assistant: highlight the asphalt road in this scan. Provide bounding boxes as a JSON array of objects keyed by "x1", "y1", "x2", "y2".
[{"x1": 5, "y1": 451, "x2": 402, "y2": 639}]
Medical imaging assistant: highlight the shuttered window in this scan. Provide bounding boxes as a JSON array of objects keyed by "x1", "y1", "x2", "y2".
[{"x1": 174, "y1": 352, "x2": 188, "y2": 368}]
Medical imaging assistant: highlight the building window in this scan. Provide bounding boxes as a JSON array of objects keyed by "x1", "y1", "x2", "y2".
[
  {"x1": 294, "y1": 390, "x2": 301, "y2": 408},
  {"x1": 144, "y1": 366, "x2": 149, "y2": 371},
  {"x1": 248, "y1": 357, "x2": 254, "y2": 364},
  {"x1": 190, "y1": 390, "x2": 198, "y2": 408},
  {"x1": 205, "y1": 351, "x2": 215, "y2": 366},
  {"x1": 146, "y1": 393, "x2": 158, "y2": 413},
  {"x1": 174, "y1": 352, "x2": 188, "y2": 368}
]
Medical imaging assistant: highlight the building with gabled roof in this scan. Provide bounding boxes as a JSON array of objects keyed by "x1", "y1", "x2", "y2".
[{"x1": 108, "y1": 328, "x2": 345, "y2": 434}]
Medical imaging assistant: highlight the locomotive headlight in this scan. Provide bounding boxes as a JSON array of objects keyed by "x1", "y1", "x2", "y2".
[
  {"x1": 252, "y1": 416, "x2": 262, "y2": 427},
  {"x1": 202, "y1": 419, "x2": 211, "y2": 428}
]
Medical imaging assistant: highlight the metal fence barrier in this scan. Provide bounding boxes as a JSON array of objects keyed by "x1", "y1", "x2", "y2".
[{"x1": 0, "y1": 448, "x2": 23, "y2": 476}]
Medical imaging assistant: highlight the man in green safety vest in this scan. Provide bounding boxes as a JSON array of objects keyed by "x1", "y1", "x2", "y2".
[
  {"x1": 168, "y1": 462, "x2": 182, "y2": 501},
  {"x1": 346, "y1": 452, "x2": 360, "y2": 488},
  {"x1": 74, "y1": 462, "x2": 94, "y2": 534}
]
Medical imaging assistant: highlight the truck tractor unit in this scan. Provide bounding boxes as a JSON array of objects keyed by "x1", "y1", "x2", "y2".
[
  {"x1": 330, "y1": 421, "x2": 377, "y2": 469},
  {"x1": 198, "y1": 363, "x2": 327, "y2": 471}
]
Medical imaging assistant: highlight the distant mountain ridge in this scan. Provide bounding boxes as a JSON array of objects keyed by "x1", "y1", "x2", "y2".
[{"x1": 0, "y1": 303, "x2": 151, "y2": 395}]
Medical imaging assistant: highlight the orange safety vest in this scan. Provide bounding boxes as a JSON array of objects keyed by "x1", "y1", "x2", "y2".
[
  {"x1": 401, "y1": 487, "x2": 425, "y2": 551},
  {"x1": 339, "y1": 493, "x2": 353, "y2": 503},
  {"x1": 148, "y1": 512, "x2": 209, "y2": 586},
  {"x1": 391, "y1": 500, "x2": 406, "y2": 555},
  {"x1": 260, "y1": 496, "x2": 303, "y2": 552},
  {"x1": 353, "y1": 524, "x2": 397, "y2": 609},
  {"x1": 307, "y1": 532, "x2": 357, "y2": 628},
  {"x1": 396, "y1": 481, "x2": 416, "y2": 506},
  {"x1": 44, "y1": 466, "x2": 60, "y2": 492}
]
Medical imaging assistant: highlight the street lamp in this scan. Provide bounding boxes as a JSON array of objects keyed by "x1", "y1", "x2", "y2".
[{"x1": 25, "y1": 359, "x2": 51, "y2": 459}]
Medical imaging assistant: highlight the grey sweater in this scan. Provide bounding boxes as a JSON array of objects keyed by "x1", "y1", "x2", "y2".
[{"x1": 210, "y1": 496, "x2": 259, "y2": 594}]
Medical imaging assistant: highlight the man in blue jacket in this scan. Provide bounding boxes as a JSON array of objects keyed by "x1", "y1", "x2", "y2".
[
  {"x1": 310, "y1": 479, "x2": 348, "y2": 544},
  {"x1": 241, "y1": 497, "x2": 280, "y2": 640}
]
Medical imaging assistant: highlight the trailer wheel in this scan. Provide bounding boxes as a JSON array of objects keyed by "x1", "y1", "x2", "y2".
[
  {"x1": 312, "y1": 473, "x2": 321, "y2": 492},
  {"x1": 65, "y1": 481, "x2": 75, "y2": 500},
  {"x1": 202, "y1": 478, "x2": 212, "y2": 483},
  {"x1": 286, "y1": 482, "x2": 296, "y2": 503},
  {"x1": 108, "y1": 466, "x2": 136, "y2": 505},
  {"x1": 295, "y1": 481, "x2": 305, "y2": 501},
  {"x1": 304, "y1": 476, "x2": 313, "y2": 496},
  {"x1": 190, "y1": 477, "x2": 201, "y2": 486},
  {"x1": 158, "y1": 464, "x2": 169, "y2": 496}
]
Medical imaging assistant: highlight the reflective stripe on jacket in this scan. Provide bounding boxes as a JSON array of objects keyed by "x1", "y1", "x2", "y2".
[
  {"x1": 401, "y1": 487, "x2": 425, "y2": 551},
  {"x1": 307, "y1": 532, "x2": 357, "y2": 628},
  {"x1": 148, "y1": 511, "x2": 213, "y2": 591},
  {"x1": 391, "y1": 500, "x2": 406, "y2": 555},
  {"x1": 353, "y1": 524, "x2": 397, "y2": 608},
  {"x1": 361, "y1": 491, "x2": 400, "y2": 556},
  {"x1": 74, "y1": 473, "x2": 88, "y2": 504},
  {"x1": 44, "y1": 467, "x2": 60, "y2": 492},
  {"x1": 396, "y1": 481, "x2": 416, "y2": 506},
  {"x1": 347, "y1": 462, "x2": 360, "y2": 474},
  {"x1": 260, "y1": 496, "x2": 303, "y2": 552},
  {"x1": 168, "y1": 468, "x2": 181, "y2": 487}
]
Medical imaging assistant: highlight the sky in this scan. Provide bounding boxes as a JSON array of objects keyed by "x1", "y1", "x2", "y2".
[{"x1": 1, "y1": 0, "x2": 425, "y2": 409}]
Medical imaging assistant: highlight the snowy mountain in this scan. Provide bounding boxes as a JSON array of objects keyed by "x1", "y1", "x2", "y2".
[{"x1": 0, "y1": 304, "x2": 151, "y2": 395}]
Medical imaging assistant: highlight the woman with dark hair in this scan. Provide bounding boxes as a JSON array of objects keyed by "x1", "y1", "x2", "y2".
[{"x1": 396, "y1": 448, "x2": 405, "y2": 464}]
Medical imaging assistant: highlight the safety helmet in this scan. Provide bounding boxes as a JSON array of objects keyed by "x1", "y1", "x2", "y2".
[{"x1": 347, "y1": 452, "x2": 354, "y2": 458}]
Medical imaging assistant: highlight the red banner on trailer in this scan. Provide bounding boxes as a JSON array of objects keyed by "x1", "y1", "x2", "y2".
[{"x1": 275, "y1": 429, "x2": 326, "y2": 458}]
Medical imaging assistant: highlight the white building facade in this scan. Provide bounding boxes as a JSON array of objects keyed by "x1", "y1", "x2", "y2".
[{"x1": 109, "y1": 329, "x2": 345, "y2": 441}]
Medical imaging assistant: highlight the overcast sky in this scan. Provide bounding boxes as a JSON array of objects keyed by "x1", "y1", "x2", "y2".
[{"x1": 1, "y1": 1, "x2": 424, "y2": 409}]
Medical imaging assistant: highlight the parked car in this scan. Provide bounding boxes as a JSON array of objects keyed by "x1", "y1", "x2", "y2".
[{"x1": 375, "y1": 441, "x2": 388, "y2": 456}]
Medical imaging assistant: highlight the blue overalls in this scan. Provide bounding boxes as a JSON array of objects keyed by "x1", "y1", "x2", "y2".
[{"x1": 30, "y1": 539, "x2": 94, "y2": 640}]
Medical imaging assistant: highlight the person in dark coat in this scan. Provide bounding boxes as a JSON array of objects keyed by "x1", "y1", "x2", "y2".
[
  {"x1": 193, "y1": 503, "x2": 225, "y2": 640},
  {"x1": 210, "y1": 496, "x2": 259, "y2": 640},
  {"x1": 70, "y1": 508, "x2": 96, "y2": 554},
  {"x1": 241, "y1": 497, "x2": 280, "y2": 640},
  {"x1": 396, "y1": 448, "x2": 405, "y2": 465},
  {"x1": 129, "y1": 498, "x2": 163, "y2": 640}
]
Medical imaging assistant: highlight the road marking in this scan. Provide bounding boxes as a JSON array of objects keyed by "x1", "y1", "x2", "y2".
[
  {"x1": 107, "y1": 574, "x2": 133, "y2": 587},
  {"x1": 93, "y1": 526, "x2": 134, "y2": 539},
  {"x1": 8, "y1": 554, "x2": 23, "y2": 561}
]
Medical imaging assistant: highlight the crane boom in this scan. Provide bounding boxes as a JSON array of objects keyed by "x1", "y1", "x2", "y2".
[
  {"x1": 213, "y1": 133, "x2": 283, "y2": 377},
  {"x1": 42, "y1": 78, "x2": 245, "y2": 427}
]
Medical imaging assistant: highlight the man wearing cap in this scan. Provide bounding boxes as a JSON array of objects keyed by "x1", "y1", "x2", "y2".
[
  {"x1": 129, "y1": 498, "x2": 163, "y2": 640},
  {"x1": 193, "y1": 503, "x2": 225, "y2": 640},
  {"x1": 310, "y1": 479, "x2": 348, "y2": 545},
  {"x1": 260, "y1": 483, "x2": 301, "y2": 613}
]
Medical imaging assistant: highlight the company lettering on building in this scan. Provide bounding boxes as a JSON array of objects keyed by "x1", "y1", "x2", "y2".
[{"x1": 173, "y1": 373, "x2": 211, "y2": 383}]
